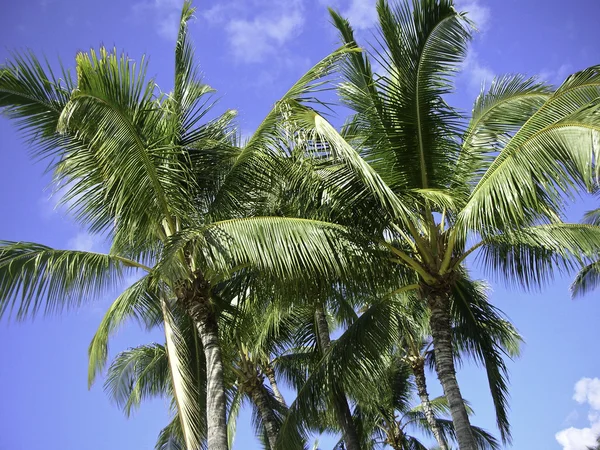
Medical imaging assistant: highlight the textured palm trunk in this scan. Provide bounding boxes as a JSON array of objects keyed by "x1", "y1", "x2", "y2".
[
  {"x1": 428, "y1": 294, "x2": 476, "y2": 450},
  {"x1": 196, "y1": 313, "x2": 229, "y2": 450},
  {"x1": 314, "y1": 306, "x2": 362, "y2": 450},
  {"x1": 264, "y1": 363, "x2": 287, "y2": 407},
  {"x1": 249, "y1": 383, "x2": 281, "y2": 450},
  {"x1": 411, "y1": 358, "x2": 449, "y2": 450}
]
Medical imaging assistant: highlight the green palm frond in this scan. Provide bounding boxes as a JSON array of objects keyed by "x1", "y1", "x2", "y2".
[
  {"x1": 462, "y1": 66, "x2": 600, "y2": 232},
  {"x1": 156, "y1": 415, "x2": 186, "y2": 450},
  {"x1": 0, "y1": 241, "x2": 140, "y2": 319},
  {"x1": 409, "y1": 395, "x2": 473, "y2": 418},
  {"x1": 294, "y1": 110, "x2": 413, "y2": 227},
  {"x1": 162, "y1": 216, "x2": 390, "y2": 288},
  {"x1": 0, "y1": 51, "x2": 74, "y2": 157},
  {"x1": 227, "y1": 389, "x2": 244, "y2": 450},
  {"x1": 277, "y1": 299, "x2": 410, "y2": 449},
  {"x1": 56, "y1": 46, "x2": 186, "y2": 240},
  {"x1": 88, "y1": 274, "x2": 162, "y2": 387},
  {"x1": 104, "y1": 343, "x2": 170, "y2": 415},
  {"x1": 582, "y1": 207, "x2": 600, "y2": 225},
  {"x1": 456, "y1": 75, "x2": 553, "y2": 186},
  {"x1": 427, "y1": 418, "x2": 500, "y2": 450},
  {"x1": 478, "y1": 223, "x2": 600, "y2": 289},
  {"x1": 335, "y1": 0, "x2": 472, "y2": 192},
  {"x1": 209, "y1": 45, "x2": 355, "y2": 220},
  {"x1": 571, "y1": 260, "x2": 600, "y2": 298}
]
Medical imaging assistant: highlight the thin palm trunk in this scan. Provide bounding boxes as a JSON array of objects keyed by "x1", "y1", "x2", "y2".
[
  {"x1": 249, "y1": 382, "x2": 281, "y2": 450},
  {"x1": 411, "y1": 358, "x2": 449, "y2": 450},
  {"x1": 314, "y1": 305, "x2": 362, "y2": 450},
  {"x1": 264, "y1": 362, "x2": 287, "y2": 407},
  {"x1": 428, "y1": 295, "x2": 476, "y2": 450},
  {"x1": 195, "y1": 312, "x2": 229, "y2": 450}
]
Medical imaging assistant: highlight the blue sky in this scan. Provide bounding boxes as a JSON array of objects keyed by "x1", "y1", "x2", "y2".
[{"x1": 1, "y1": 0, "x2": 600, "y2": 449}]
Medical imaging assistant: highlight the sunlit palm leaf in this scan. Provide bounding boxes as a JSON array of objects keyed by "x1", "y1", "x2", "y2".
[{"x1": 0, "y1": 241, "x2": 136, "y2": 319}]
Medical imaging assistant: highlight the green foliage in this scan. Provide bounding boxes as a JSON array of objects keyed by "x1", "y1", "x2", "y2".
[{"x1": 2, "y1": 0, "x2": 600, "y2": 449}]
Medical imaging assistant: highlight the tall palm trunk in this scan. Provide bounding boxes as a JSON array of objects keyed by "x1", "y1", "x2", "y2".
[
  {"x1": 196, "y1": 312, "x2": 229, "y2": 450},
  {"x1": 314, "y1": 305, "x2": 362, "y2": 450},
  {"x1": 184, "y1": 282, "x2": 228, "y2": 450},
  {"x1": 411, "y1": 358, "x2": 449, "y2": 450},
  {"x1": 249, "y1": 382, "x2": 281, "y2": 450},
  {"x1": 428, "y1": 294, "x2": 476, "y2": 450}
]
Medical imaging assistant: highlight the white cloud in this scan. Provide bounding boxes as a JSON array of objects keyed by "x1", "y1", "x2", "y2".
[
  {"x1": 68, "y1": 231, "x2": 101, "y2": 252},
  {"x1": 455, "y1": 0, "x2": 490, "y2": 32},
  {"x1": 132, "y1": 0, "x2": 185, "y2": 41},
  {"x1": 556, "y1": 377, "x2": 600, "y2": 450},
  {"x1": 575, "y1": 378, "x2": 600, "y2": 410},
  {"x1": 341, "y1": 0, "x2": 378, "y2": 30},
  {"x1": 223, "y1": 1, "x2": 305, "y2": 63},
  {"x1": 460, "y1": 50, "x2": 494, "y2": 94},
  {"x1": 556, "y1": 422, "x2": 600, "y2": 450}
]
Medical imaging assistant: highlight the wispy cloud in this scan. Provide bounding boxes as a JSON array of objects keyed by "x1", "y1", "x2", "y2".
[
  {"x1": 539, "y1": 63, "x2": 573, "y2": 86},
  {"x1": 556, "y1": 377, "x2": 600, "y2": 450},
  {"x1": 337, "y1": 0, "x2": 378, "y2": 30},
  {"x1": 202, "y1": 0, "x2": 305, "y2": 64},
  {"x1": 455, "y1": 0, "x2": 491, "y2": 32},
  {"x1": 132, "y1": 0, "x2": 185, "y2": 41},
  {"x1": 68, "y1": 231, "x2": 102, "y2": 252},
  {"x1": 460, "y1": 49, "x2": 494, "y2": 95}
]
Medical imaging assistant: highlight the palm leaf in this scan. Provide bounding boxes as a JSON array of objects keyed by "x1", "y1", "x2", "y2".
[
  {"x1": 477, "y1": 223, "x2": 600, "y2": 289},
  {"x1": 462, "y1": 66, "x2": 600, "y2": 232},
  {"x1": 104, "y1": 343, "x2": 170, "y2": 415},
  {"x1": 88, "y1": 274, "x2": 162, "y2": 387},
  {"x1": 0, "y1": 241, "x2": 138, "y2": 319}
]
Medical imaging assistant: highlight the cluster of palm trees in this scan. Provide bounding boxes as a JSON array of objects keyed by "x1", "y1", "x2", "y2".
[{"x1": 1, "y1": 1, "x2": 600, "y2": 449}]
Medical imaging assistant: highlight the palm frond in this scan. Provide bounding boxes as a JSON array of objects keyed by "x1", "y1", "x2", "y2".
[
  {"x1": 162, "y1": 217, "x2": 391, "y2": 289},
  {"x1": 462, "y1": 66, "x2": 600, "y2": 232},
  {"x1": 0, "y1": 51, "x2": 73, "y2": 158},
  {"x1": 478, "y1": 223, "x2": 600, "y2": 289},
  {"x1": 156, "y1": 415, "x2": 186, "y2": 450},
  {"x1": 457, "y1": 75, "x2": 553, "y2": 186},
  {"x1": 88, "y1": 274, "x2": 162, "y2": 387},
  {"x1": 429, "y1": 418, "x2": 500, "y2": 450},
  {"x1": 209, "y1": 45, "x2": 354, "y2": 220},
  {"x1": 0, "y1": 241, "x2": 131, "y2": 320},
  {"x1": 56, "y1": 46, "x2": 192, "y2": 245},
  {"x1": 104, "y1": 343, "x2": 170, "y2": 415},
  {"x1": 571, "y1": 260, "x2": 600, "y2": 298}
]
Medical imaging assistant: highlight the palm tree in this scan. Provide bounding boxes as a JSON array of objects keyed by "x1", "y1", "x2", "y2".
[
  {"x1": 0, "y1": 4, "x2": 382, "y2": 449},
  {"x1": 355, "y1": 356, "x2": 499, "y2": 450},
  {"x1": 102, "y1": 299, "x2": 296, "y2": 450},
  {"x1": 403, "y1": 276, "x2": 522, "y2": 450},
  {"x1": 103, "y1": 306, "x2": 212, "y2": 449},
  {"x1": 240, "y1": 287, "x2": 364, "y2": 450},
  {"x1": 271, "y1": 273, "x2": 521, "y2": 450},
  {"x1": 274, "y1": 1, "x2": 600, "y2": 448}
]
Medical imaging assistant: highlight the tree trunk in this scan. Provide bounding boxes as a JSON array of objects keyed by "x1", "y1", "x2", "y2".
[
  {"x1": 196, "y1": 312, "x2": 229, "y2": 450},
  {"x1": 314, "y1": 305, "x2": 362, "y2": 450},
  {"x1": 412, "y1": 358, "x2": 449, "y2": 450},
  {"x1": 249, "y1": 382, "x2": 281, "y2": 450},
  {"x1": 428, "y1": 295, "x2": 476, "y2": 450},
  {"x1": 264, "y1": 362, "x2": 287, "y2": 407}
]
